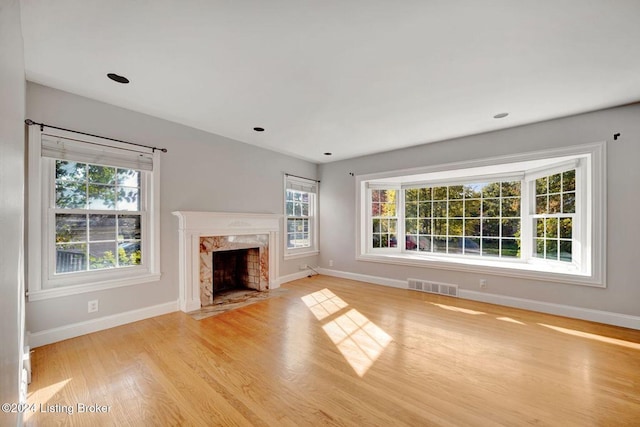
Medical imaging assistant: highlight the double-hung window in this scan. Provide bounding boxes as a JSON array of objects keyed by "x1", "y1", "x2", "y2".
[
  {"x1": 27, "y1": 127, "x2": 161, "y2": 300},
  {"x1": 284, "y1": 175, "x2": 319, "y2": 258},
  {"x1": 357, "y1": 143, "x2": 605, "y2": 286}
]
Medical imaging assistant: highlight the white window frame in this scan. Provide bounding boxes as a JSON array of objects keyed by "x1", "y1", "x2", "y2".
[
  {"x1": 284, "y1": 175, "x2": 319, "y2": 259},
  {"x1": 27, "y1": 126, "x2": 161, "y2": 301},
  {"x1": 356, "y1": 142, "x2": 606, "y2": 287}
]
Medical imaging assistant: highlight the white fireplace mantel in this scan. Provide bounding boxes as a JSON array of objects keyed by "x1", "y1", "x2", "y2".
[{"x1": 173, "y1": 211, "x2": 281, "y2": 312}]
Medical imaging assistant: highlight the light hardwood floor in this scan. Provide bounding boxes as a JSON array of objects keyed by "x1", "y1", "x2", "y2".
[{"x1": 26, "y1": 276, "x2": 640, "y2": 426}]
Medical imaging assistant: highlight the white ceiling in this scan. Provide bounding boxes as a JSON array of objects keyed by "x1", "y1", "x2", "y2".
[{"x1": 20, "y1": 0, "x2": 640, "y2": 163}]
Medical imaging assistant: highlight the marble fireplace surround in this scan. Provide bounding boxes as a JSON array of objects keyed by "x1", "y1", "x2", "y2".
[{"x1": 173, "y1": 211, "x2": 281, "y2": 312}]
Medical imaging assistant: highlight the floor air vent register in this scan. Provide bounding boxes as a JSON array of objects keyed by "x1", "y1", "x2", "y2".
[{"x1": 408, "y1": 278, "x2": 459, "y2": 297}]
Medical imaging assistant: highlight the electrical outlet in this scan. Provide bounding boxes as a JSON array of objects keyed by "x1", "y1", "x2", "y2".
[
  {"x1": 479, "y1": 279, "x2": 487, "y2": 290},
  {"x1": 299, "y1": 264, "x2": 308, "y2": 270},
  {"x1": 329, "y1": 260, "x2": 334, "y2": 267},
  {"x1": 88, "y1": 300, "x2": 99, "y2": 313}
]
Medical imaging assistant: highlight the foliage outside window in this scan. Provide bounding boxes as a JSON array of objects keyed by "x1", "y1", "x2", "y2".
[
  {"x1": 357, "y1": 143, "x2": 605, "y2": 286},
  {"x1": 371, "y1": 189, "x2": 398, "y2": 248},
  {"x1": 55, "y1": 160, "x2": 143, "y2": 273},
  {"x1": 404, "y1": 181, "x2": 521, "y2": 258}
]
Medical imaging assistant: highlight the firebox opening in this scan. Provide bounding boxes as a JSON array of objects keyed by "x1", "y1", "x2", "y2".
[{"x1": 212, "y1": 247, "x2": 261, "y2": 302}]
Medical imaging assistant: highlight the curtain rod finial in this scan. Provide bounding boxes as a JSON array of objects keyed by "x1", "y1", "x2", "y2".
[{"x1": 24, "y1": 119, "x2": 35, "y2": 126}]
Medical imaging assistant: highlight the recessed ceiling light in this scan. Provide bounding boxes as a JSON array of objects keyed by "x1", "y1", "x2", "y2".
[
  {"x1": 493, "y1": 112, "x2": 509, "y2": 119},
  {"x1": 324, "y1": 152, "x2": 332, "y2": 156},
  {"x1": 107, "y1": 73, "x2": 130, "y2": 84},
  {"x1": 253, "y1": 127, "x2": 265, "y2": 132}
]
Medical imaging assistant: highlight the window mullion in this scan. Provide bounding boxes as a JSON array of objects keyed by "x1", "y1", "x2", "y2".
[{"x1": 520, "y1": 179, "x2": 533, "y2": 261}]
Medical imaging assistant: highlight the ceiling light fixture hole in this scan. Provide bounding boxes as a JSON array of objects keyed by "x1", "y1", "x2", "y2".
[
  {"x1": 253, "y1": 127, "x2": 265, "y2": 132},
  {"x1": 493, "y1": 112, "x2": 509, "y2": 119},
  {"x1": 324, "y1": 152, "x2": 332, "y2": 156}
]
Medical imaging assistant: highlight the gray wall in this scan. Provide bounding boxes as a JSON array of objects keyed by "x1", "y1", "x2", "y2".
[
  {"x1": 0, "y1": 0, "x2": 26, "y2": 425},
  {"x1": 319, "y1": 104, "x2": 640, "y2": 317},
  {"x1": 26, "y1": 83, "x2": 318, "y2": 334}
]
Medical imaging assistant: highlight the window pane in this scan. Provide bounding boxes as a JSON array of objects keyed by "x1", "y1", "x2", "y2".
[
  {"x1": 433, "y1": 201, "x2": 447, "y2": 217},
  {"x1": 118, "y1": 241, "x2": 141, "y2": 266},
  {"x1": 560, "y1": 241, "x2": 572, "y2": 262},
  {"x1": 372, "y1": 218, "x2": 381, "y2": 233},
  {"x1": 448, "y1": 237, "x2": 463, "y2": 253},
  {"x1": 406, "y1": 202, "x2": 418, "y2": 218},
  {"x1": 502, "y1": 197, "x2": 520, "y2": 217},
  {"x1": 449, "y1": 219, "x2": 463, "y2": 236},
  {"x1": 502, "y1": 239, "x2": 520, "y2": 258},
  {"x1": 562, "y1": 192, "x2": 576, "y2": 213},
  {"x1": 482, "y1": 183, "x2": 500, "y2": 198},
  {"x1": 449, "y1": 200, "x2": 463, "y2": 217},
  {"x1": 89, "y1": 242, "x2": 117, "y2": 270},
  {"x1": 501, "y1": 181, "x2": 521, "y2": 197},
  {"x1": 536, "y1": 196, "x2": 547, "y2": 214},
  {"x1": 89, "y1": 214, "x2": 116, "y2": 241},
  {"x1": 464, "y1": 238, "x2": 480, "y2": 255},
  {"x1": 419, "y1": 188, "x2": 431, "y2": 200},
  {"x1": 56, "y1": 161, "x2": 86, "y2": 181},
  {"x1": 482, "y1": 239, "x2": 500, "y2": 256},
  {"x1": 406, "y1": 235, "x2": 417, "y2": 250},
  {"x1": 464, "y1": 199, "x2": 481, "y2": 217},
  {"x1": 88, "y1": 165, "x2": 116, "y2": 184},
  {"x1": 549, "y1": 173, "x2": 562, "y2": 193},
  {"x1": 302, "y1": 202, "x2": 309, "y2": 216},
  {"x1": 56, "y1": 181, "x2": 87, "y2": 209},
  {"x1": 545, "y1": 240, "x2": 558, "y2": 260},
  {"x1": 286, "y1": 190, "x2": 294, "y2": 201},
  {"x1": 418, "y1": 202, "x2": 431, "y2": 217},
  {"x1": 88, "y1": 184, "x2": 116, "y2": 209},
  {"x1": 434, "y1": 218, "x2": 447, "y2": 235},
  {"x1": 560, "y1": 218, "x2": 572, "y2": 239},
  {"x1": 482, "y1": 199, "x2": 500, "y2": 217},
  {"x1": 118, "y1": 215, "x2": 141, "y2": 240},
  {"x1": 548, "y1": 194, "x2": 561, "y2": 214},
  {"x1": 419, "y1": 219, "x2": 431, "y2": 234},
  {"x1": 117, "y1": 187, "x2": 140, "y2": 211},
  {"x1": 546, "y1": 218, "x2": 558, "y2": 238},
  {"x1": 418, "y1": 236, "x2": 431, "y2": 252},
  {"x1": 501, "y1": 219, "x2": 520, "y2": 238},
  {"x1": 405, "y1": 189, "x2": 418, "y2": 202},
  {"x1": 465, "y1": 219, "x2": 480, "y2": 236},
  {"x1": 433, "y1": 237, "x2": 447, "y2": 253},
  {"x1": 56, "y1": 214, "x2": 87, "y2": 242},
  {"x1": 535, "y1": 239, "x2": 545, "y2": 258},
  {"x1": 563, "y1": 170, "x2": 576, "y2": 191},
  {"x1": 464, "y1": 184, "x2": 483, "y2": 199},
  {"x1": 56, "y1": 243, "x2": 87, "y2": 273},
  {"x1": 536, "y1": 218, "x2": 545, "y2": 238},
  {"x1": 406, "y1": 219, "x2": 417, "y2": 235},
  {"x1": 117, "y1": 169, "x2": 140, "y2": 187},
  {"x1": 433, "y1": 187, "x2": 447, "y2": 200},
  {"x1": 286, "y1": 201, "x2": 294, "y2": 216},
  {"x1": 482, "y1": 219, "x2": 500, "y2": 237},
  {"x1": 536, "y1": 177, "x2": 548, "y2": 195},
  {"x1": 449, "y1": 186, "x2": 464, "y2": 199}
]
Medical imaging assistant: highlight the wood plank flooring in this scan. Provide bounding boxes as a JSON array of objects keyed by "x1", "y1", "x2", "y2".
[{"x1": 26, "y1": 275, "x2": 640, "y2": 426}]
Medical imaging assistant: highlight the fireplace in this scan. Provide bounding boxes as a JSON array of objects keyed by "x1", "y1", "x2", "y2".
[
  {"x1": 173, "y1": 211, "x2": 281, "y2": 312},
  {"x1": 211, "y1": 247, "x2": 260, "y2": 301}
]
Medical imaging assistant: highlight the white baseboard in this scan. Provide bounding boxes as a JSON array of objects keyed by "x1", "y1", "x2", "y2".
[
  {"x1": 318, "y1": 268, "x2": 640, "y2": 330},
  {"x1": 29, "y1": 300, "x2": 179, "y2": 348},
  {"x1": 278, "y1": 269, "x2": 316, "y2": 286},
  {"x1": 317, "y1": 268, "x2": 407, "y2": 289}
]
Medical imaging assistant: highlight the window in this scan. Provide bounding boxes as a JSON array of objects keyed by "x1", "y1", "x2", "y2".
[
  {"x1": 27, "y1": 127, "x2": 161, "y2": 300},
  {"x1": 357, "y1": 143, "x2": 605, "y2": 286},
  {"x1": 284, "y1": 175, "x2": 318, "y2": 258}
]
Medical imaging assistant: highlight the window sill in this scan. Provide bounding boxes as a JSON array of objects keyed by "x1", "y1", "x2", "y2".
[
  {"x1": 284, "y1": 250, "x2": 319, "y2": 260},
  {"x1": 357, "y1": 253, "x2": 604, "y2": 288},
  {"x1": 27, "y1": 272, "x2": 162, "y2": 301}
]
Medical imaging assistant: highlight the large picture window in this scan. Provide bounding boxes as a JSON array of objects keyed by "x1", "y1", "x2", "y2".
[
  {"x1": 357, "y1": 143, "x2": 606, "y2": 287},
  {"x1": 27, "y1": 127, "x2": 161, "y2": 300}
]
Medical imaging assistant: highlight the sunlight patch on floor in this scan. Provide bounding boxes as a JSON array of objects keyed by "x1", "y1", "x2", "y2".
[
  {"x1": 301, "y1": 288, "x2": 348, "y2": 321},
  {"x1": 539, "y1": 324, "x2": 640, "y2": 350},
  {"x1": 430, "y1": 302, "x2": 486, "y2": 315},
  {"x1": 302, "y1": 289, "x2": 392, "y2": 377},
  {"x1": 25, "y1": 378, "x2": 72, "y2": 422},
  {"x1": 496, "y1": 317, "x2": 525, "y2": 325}
]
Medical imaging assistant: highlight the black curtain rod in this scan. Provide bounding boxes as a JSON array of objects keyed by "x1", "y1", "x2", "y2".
[
  {"x1": 24, "y1": 119, "x2": 168, "y2": 153},
  {"x1": 285, "y1": 173, "x2": 320, "y2": 183}
]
